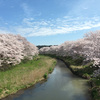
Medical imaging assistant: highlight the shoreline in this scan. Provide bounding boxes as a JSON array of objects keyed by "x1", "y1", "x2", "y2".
[
  {"x1": 0, "y1": 55, "x2": 57, "y2": 100},
  {"x1": 57, "y1": 57, "x2": 99, "y2": 100},
  {"x1": 0, "y1": 55, "x2": 99, "y2": 100},
  {"x1": 1, "y1": 59, "x2": 91, "y2": 100},
  {"x1": 1, "y1": 78, "x2": 46, "y2": 100},
  {"x1": 40, "y1": 54, "x2": 99, "y2": 100}
]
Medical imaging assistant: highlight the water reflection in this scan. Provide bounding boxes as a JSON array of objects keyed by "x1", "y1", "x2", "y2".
[{"x1": 3, "y1": 60, "x2": 91, "y2": 100}]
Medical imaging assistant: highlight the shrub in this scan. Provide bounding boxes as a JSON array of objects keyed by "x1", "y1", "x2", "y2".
[{"x1": 43, "y1": 73, "x2": 48, "y2": 79}]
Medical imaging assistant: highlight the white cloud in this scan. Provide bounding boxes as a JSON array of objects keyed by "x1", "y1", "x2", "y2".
[
  {"x1": 83, "y1": 7, "x2": 88, "y2": 10},
  {"x1": 1, "y1": 16, "x2": 100, "y2": 37},
  {"x1": 21, "y1": 3, "x2": 33, "y2": 17},
  {"x1": 0, "y1": 29, "x2": 12, "y2": 34},
  {"x1": 23, "y1": 16, "x2": 100, "y2": 36},
  {"x1": 21, "y1": 3, "x2": 42, "y2": 17}
]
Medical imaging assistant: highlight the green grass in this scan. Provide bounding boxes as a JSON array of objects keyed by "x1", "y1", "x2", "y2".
[
  {"x1": 90, "y1": 78, "x2": 100, "y2": 100},
  {"x1": 0, "y1": 55, "x2": 57, "y2": 99},
  {"x1": 48, "y1": 67, "x2": 53, "y2": 73}
]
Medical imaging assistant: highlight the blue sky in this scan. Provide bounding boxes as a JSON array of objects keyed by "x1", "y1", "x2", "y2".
[{"x1": 0, "y1": 0, "x2": 100, "y2": 45}]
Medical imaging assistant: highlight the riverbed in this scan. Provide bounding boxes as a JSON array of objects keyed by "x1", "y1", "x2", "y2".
[{"x1": 2, "y1": 60, "x2": 91, "y2": 100}]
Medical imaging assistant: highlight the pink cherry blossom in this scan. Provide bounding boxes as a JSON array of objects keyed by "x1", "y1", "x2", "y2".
[
  {"x1": 39, "y1": 30, "x2": 100, "y2": 77},
  {"x1": 0, "y1": 34, "x2": 38, "y2": 68}
]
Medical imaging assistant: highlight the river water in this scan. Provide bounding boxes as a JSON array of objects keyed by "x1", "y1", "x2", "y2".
[{"x1": 3, "y1": 60, "x2": 91, "y2": 100}]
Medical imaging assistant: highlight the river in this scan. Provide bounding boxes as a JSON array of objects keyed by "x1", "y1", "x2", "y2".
[{"x1": 3, "y1": 60, "x2": 91, "y2": 100}]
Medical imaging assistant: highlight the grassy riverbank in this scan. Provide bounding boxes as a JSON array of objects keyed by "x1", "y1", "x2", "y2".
[
  {"x1": 61, "y1": 56, "x2": 100, "y2": 100},
  {"x1": 0, "y1": 55, "x2": 57, "y2": 99}
]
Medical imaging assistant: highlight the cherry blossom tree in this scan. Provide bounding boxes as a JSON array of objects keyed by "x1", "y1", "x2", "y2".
[
  {"x1": 39, "y1": 30, "x2": 100, "y2": 77},
  {"x1": 83, "y1": 31, "x2": 100, "y2": 68},
  {"x1": 0, "y1": 34, "x2": 38, "y2": 69}
]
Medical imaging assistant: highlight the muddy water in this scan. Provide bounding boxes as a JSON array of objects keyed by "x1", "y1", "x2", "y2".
[{"x1": 3, "y1": 60, "x2": 91, "y2": 100}]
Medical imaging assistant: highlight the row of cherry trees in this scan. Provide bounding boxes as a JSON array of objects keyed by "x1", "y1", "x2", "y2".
[
  {"x1": 0, "y1": 34, "x2": 38, "y2": 69},
  {"x1": 40, "y1": 31, "x2": 100, "y2": 77}
]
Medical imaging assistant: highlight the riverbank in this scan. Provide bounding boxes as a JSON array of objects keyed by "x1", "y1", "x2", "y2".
[
  {"x1": 0, "y1": 55, "x2": 57, "y2": 99},
  {"x1": 2, "y1": 60, "x2": 91, "y2": 100},
  {"x1": 60, "y1": 57, "x2": 100, "y2": 100},
  {"x1": 41, "y1": 54, "x2": 100, "y2": 100}
]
